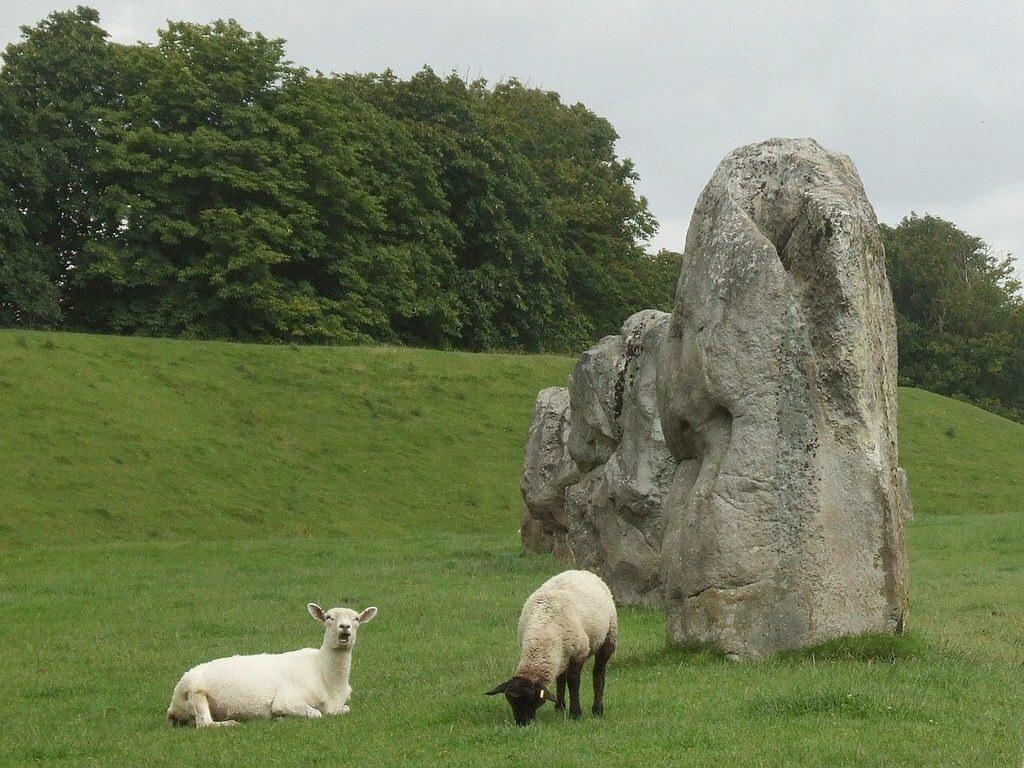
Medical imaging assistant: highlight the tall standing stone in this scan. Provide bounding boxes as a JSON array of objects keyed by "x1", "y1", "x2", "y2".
[{"x1": 656, "y1": 138, "x2": 909, "y2": 658}]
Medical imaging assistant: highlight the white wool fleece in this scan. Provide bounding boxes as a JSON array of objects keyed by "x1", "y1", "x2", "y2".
[
  {"x1": 167, "y1": 604, "x2": 376, "y2": 727},
  {"x1": 515, "y1": 570, "x2": 617, "y2": 684}
]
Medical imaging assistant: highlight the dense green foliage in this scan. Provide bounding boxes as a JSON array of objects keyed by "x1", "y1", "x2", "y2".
[
  {"x1": 2, "y1": 8, "x2": 1021, "y2": 420},
  {"x1": 1, "y1": 330, "x2": 1023, "y2": 765},
  {"x1": 0, "y1": 7, "x2": 668, "y2": 350},
  {"x1": 882, "y1": 214, "x2": 1024, "y2": 421}
]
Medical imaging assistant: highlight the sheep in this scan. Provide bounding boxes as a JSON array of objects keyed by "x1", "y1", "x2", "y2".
[
  {"x1": 486, "y1": 569, "x2": 617, "y2": 725},
  {"x1": 166, "y1": 602, "x2": 377, "y2": 727}
]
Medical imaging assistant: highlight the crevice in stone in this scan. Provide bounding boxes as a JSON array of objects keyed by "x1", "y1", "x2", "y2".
[
  {"x1": 774, "y1": 221, "x2": 797, "y2": 269},
  {"x1": 685, "y1": 578, "x2": 763, "y2": 601},
  {"x1": 613, "y1": 326, "x2": 646, "y2": 421}
]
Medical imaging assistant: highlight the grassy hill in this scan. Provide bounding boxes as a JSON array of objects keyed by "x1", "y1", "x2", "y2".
[
  {"x1": 1, "y1": 330, "x2": 1022, "y2": 767},
  {"x1": 0, "y1": 330, "x2": 570, "y2": 547}
]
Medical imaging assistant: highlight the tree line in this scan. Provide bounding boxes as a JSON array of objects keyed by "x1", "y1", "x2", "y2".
[
  {"x1": 882, "y1": 215, "x2": 1023, "y2": 422},
  {"x1": 0, "y1": 7, "x2": 676, "y2": 351},
  {"x1": 1, "y1": 8, "x2": 1021, "y2": 421}
]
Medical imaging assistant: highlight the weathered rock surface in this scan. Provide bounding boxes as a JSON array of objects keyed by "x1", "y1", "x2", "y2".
[
  {"x1": 896, "y1": 467, "x2": 914, "y2": 520},
  {"x1": 657, "y1": 137, "x2": 910, "y2": 657},
  {"x1": 520, "y1": 387, "x2": 578, "y2": 558},
  {"x1": 521, "y1": 310, "x2": 675, "y2": 606},
  {"x1": 521, "y1": 138, "x2": 911, "y2": 656}
]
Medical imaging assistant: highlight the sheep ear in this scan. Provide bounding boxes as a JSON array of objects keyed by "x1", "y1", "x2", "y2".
[
  {"x1": 307, "y1": 603, "x2": 326, "y2": 623},
  {"x1": 485, "y1": 680, "x2": 511, "y2": 696},
  {"x1": 358, "y1": 606, "x2": 378, "y2": 623}
]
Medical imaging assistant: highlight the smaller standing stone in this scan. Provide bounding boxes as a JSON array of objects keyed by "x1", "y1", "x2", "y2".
[
  {"x1": 520, "y1": 387, "x2": 578, "y2": 558},
  {"x1": 521, "y1": 311, "x2": 675, "y2": 606}
]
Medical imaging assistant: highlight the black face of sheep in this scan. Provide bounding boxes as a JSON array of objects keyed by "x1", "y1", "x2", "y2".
[{"x1": 485, "y1": 676, "x2": 554, "y2": 726}]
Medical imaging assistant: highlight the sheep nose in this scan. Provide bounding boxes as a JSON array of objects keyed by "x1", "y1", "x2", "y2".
[{"x1": 339, "y1": 623, "x2": 351, "y2": 630}]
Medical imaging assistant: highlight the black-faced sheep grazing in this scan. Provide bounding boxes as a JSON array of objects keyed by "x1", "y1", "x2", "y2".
[{"x1": 486, "y1": 569, "x2": 617, "y2": 725}]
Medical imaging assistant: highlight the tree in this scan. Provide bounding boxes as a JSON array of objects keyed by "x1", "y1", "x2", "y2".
[
  {"x1": 882, "y1": 214, "x2": 1024, "y2": 420},
  {"x1": 347, "y1": 68, "x2": 585, "y2": 351},
  {"x1": 78, "y1": 20, "x2": 332, "y2": 339},
  {"x1": 347, "y1": 69, "x2": 666, "y2": 350},
  {"x1": 0, "y1": 6, "x2": 116, "y2": 325},
  {"x1": 482, "y1": 80, "x2": 659, "y2": 338},
  {"x1": 0, "y1": 80, "x2": 60, "y2": 325},
  {"x1": 0, "y1": 9, "x2": 676, "y2": 351},
  {"x1": 277, "y1": 74, "x2": 462, "y2": 346}
]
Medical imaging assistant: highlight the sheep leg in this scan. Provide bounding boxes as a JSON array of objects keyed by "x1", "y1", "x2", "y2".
[
  {"x1": 321, "y1": 703, "x2": 349, "y2": 715},
  {"x1": 189, "y1": 691, "x2": 237, "y2": 728},
  {"x1": 592, "y1": 635, "x2": 616, "y2": 716},
  {"x1": 554, "y1": 672, "x2": 566, "y2": 711},
  {"x1": 272, "y1": 697, "x2": 322, "y2": 719},
  {"x1": 566, "y1": 659, "x2": 584, "y2": 719}
]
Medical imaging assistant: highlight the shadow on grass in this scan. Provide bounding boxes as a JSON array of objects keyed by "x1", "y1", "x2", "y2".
[
  {"x1": 776, "y1": 631, "x2": 928, "y2": 664},
  {"x1": 613, "y1": 643, "x2": 729, "y2": 671},
  {"x1": 613, "y1": 632, "x2": 929, "y2": 672}
]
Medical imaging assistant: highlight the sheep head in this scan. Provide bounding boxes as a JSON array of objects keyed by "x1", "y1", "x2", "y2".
[
  {"x1": 485, "y1": 676, "x2": 554, "y2": 725},
  {"x1": 308, "y1": 603, "x2": 377, "y2": 650}
]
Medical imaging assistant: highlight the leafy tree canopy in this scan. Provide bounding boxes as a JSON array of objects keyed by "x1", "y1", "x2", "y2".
[
  {"x1": 882, "y1": 214, "x2": 1023, "y2": 421},
  {"x1": 0, "y1": 7, "x2": 668, "y2": 350}
]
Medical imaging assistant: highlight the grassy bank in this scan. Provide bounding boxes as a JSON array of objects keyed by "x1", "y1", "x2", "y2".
[{"x1": 1, "y1": 330, "x2": 1022, "y2": 766}]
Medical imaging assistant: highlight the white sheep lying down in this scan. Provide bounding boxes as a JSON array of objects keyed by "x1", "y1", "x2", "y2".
[
  {"x1": 487, "y1": 569, "x2": 617, "y2": 725},
  {"x1": 167, "y1": 603, "x2": 376, "y2": 727}
]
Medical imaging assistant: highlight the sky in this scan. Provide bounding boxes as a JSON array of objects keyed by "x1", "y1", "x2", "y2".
[{"x1": 2, "y1": 1, "x2": 1022, "y2": 278}]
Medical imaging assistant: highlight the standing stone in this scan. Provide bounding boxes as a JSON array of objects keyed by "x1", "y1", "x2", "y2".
[
  {"x1": 565, "y1": 310, "x2": 676, "y2": 606},
  {"x1": 896, "y1": 467, "x2": 914, "y2": 520},
  {"x1": 566, "y1": 334, "x2": 625, "y2": 472},
  {"x1": 521, "y1": 310, "x2": 676, "y2": 606},
  {"x1": 520, "y1": 387, "x2": 578, "y2": 558},
  {"x1": 656, "y1": 138, "x2": 910, "y2": 658}
]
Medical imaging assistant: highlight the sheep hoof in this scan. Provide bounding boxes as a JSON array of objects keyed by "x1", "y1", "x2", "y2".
[
  {"x1": 592, "y1": 703, "x2": 604, "y2": 716},
  {"x1": 341, "y1": 705, "x2": 350, "y2": 715},
  {"x1": 554, "y1": 701, "x2": 565, "y2": 711},
  {"x1": 569, "y1": 708, "x2": 582, "y2": 720},
  {"x1": 197, "y1": 719, "x2": 238, "y2": 728}
]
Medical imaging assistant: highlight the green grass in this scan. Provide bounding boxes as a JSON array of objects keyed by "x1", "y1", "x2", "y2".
[
  {"x1": 1, "y1": 329, "x2": 1023, "y2": 767},
  {"x1": 0, "y1": 330, "x2": 569, "y2": 546}
]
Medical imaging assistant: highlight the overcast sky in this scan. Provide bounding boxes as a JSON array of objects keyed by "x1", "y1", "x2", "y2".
[{"x1": 3, "y1": 2, "x2": 1022, "y2": 276}]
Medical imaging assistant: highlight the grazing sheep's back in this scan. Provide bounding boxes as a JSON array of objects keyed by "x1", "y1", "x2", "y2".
[{"x1": 518, "y1": 570, "x2": 617, "y2": 659}]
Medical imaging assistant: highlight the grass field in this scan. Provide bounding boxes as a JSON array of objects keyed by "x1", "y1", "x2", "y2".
[{"x1": 1, "y1": 329, "x2": 1022, "y2": 767}]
